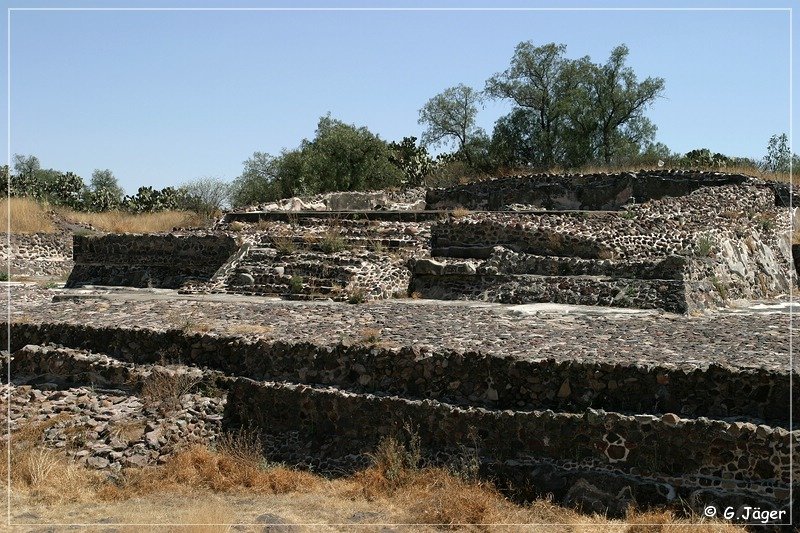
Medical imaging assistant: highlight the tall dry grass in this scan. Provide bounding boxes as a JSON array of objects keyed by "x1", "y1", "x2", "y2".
[
  {"x1": 0, "y1": 414, "x2": 107, "y2": 504},
  {"x1": 343, "y1": 437, "x2": 745, "y2": 531},
  {"x1": 0, "y1": 197, "x2": 58, "y2": 233},
  {"x1": 2, "y1": 421, "x2": 747, "y2": 531},
  {"x1": 0, "y1": 197, "x2": 211, "y2": 235},
  {"x1": 57, "y1": 208, "x2": 208, "y2": 233}
]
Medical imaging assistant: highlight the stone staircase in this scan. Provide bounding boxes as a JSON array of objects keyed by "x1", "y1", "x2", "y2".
[
  {"x1": 410, "y1": 223, "x2": 696, "y2": 312},
  {"x1": 223, "y1": 219, "x2": 425, "y2": 301}
]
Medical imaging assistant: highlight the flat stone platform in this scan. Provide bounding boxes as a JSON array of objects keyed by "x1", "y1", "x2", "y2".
[
  {"x1": 223, "y1": 209, "x2": 615, "y2": 223},
  {"x1": 5, "y1": 284, "x2": 794, "y2": 373}
]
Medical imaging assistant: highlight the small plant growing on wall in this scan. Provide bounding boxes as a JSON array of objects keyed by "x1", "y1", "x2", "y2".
[
  {"x1": 348, "y1": 287, "x2": 367, "y2": 304},
  {"x1": 711, "y1": 277, "x2": 729, "y2": 300},
  {"x1": 320, "y1": 229, "x2": 346, "y2": 253},
  {"x1": 272, "y1": 235, "x2": 297, "y2": 254},
  {"x1": 451, "y1": 206, "x2": 472, "y2": 218},
  {"x1": 694, "y1": 234, "x2": 715, "y2": 258},
  {"x1": 359, "y1": 327, "x2": 382, "y2": 346},
  {"x1": 289, "y1": 275, "x2": 304, "y2": 294}
]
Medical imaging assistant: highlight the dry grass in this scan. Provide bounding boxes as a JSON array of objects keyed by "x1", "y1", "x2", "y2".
[
  {"x1": 0, "y1": 416, "x2": 107, "y2": 504},
  {"x1": 101, "y1": 444, "x2": 320, "y2": 500},
  {"x1": 2, "y1": 420, "x2": 746, "y2": 530},
  {"x1": 118, "y1": 500, "x2": 237, "y2": 533},
  {"x1": 451, "y1": 206, "x2": 472, "y2": 218},
  {"x1": 358, "y1": 327, "x2": 383, "y2": 346},
  {"x1": 320, "y1": 228, "x2": 347, "y2": 253},
  {"x1": 225, "y1": 323, "x2": 274, "y2": 337},
  {"x1": 56, "y1": 207, "x2": 207, "y2": 233},
  {"x1": 272, "y1": 234, "x2": 299, "y2": 254},
  {"x1": 140, "y1": 368, "x2": 200, "y2": 413},
  {"x1": 1, "y1": 197, "x2": 58, "y2": 233}
]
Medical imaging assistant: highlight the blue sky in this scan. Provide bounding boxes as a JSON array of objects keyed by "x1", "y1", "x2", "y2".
[{"x1": 1, "y1": 1, "x2": 796, "y2": 195}]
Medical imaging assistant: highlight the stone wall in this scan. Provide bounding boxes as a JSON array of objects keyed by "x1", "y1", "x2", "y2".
[
  {"x1": 425, "y1": 170, "x2": 754, "y2": 211},
  {"x1": 0, "y1": 232, "x2": 73, "y2": 278},
  {"x1": 410, "y1": 272, "x2": 690, "y2": 313},
  {"x1": 225, "y1": 378, "x2": 795, "y2": 515},
  {"x1": 4, "y1": 322, "x2": 794, "y2": 426},
  {"x1": 66, "y1": 233, "x2": 239, "y2": 289},
  {"x1": 418, "y1": 185, "x2": 795, "y2": 311}
]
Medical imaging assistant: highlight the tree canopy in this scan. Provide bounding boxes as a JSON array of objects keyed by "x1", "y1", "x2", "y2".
[
  {"x1": 486, "y1": 41, "x2": 665, "y2": 168},
  {"x1": 418, "y1": 84, "x2": 485, "y2": 163},
  {"x1": 230, "y1": 115, "x2": 405, "y2": 207}
]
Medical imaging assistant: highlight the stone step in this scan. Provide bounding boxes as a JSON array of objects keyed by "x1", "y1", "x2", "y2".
[
  {"x1": 410, "y1": 273, "x2": 689, "y2": 313},
  {"x1": 422, "y1": 250, "x2": 687, "y2": 280},
  {"x1": 260, "y1": 235, "x2": 418, "y2": 251},
  {"x1": 224, "y1": 209, "x2": 613, "y2": 224},
  {"x1": 224, "y1": 378, "x2": 796, "y2": 517},
  {"x1": 228, "y1": 281, "x2": 344, "y2": 298},
  {"x1": 239, "y1": 262, "x2": 363, "y2": 280},
  {"x1": 242, "y1": 249, "x2": 367, "y2": 267},
  {"x1": 5, "y1": 321, "x2": 793, "y2": 427},
  {"x1": 6, "y1": 344, "x2": 229, "y2": 392}
]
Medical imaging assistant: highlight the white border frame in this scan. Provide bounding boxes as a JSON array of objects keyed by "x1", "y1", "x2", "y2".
[{"x1": 4, "y1": 5, "x2": 794, "y2": 528}]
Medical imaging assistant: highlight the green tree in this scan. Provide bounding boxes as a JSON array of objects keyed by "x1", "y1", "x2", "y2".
[
  {"x1": 489, "y1": 108, "x2": 543, "y2": 169},
  {"x1": 284, "y1": 115, "x2": 404, "y2": 194},
  {"x1": 418, "y1": 84, "x2": 485, "y2": 164},
  {"x1": 388, "y1": 136, "x2": 436, "y2": 187},
  {"x1": 486, "y1": 42, "x2": 664, "y2": 168},
  {"x1": 485, "y1": 43, "x2": 579, "y2": 167},
  {"x1": 11, "y1": 154, "x2": 42, "y2": 197},
  {"x1": 230, "y1": 152, "x2": 281, "y2": 207},
  {"x1": 179, "y1": 177, "x2": 231, "y2": 216},
  {"x1": 763, "y1": 133, "x2": 791, "y2": 172},
  {"x1": 232, "y1": 116, "x2": 405, "y2": 203},
  {"x1": 12, "y1": 154, "x2": 40, "y2": 180},
  {"x1": 581, "y1": 45, "x2": 664, "y2": 164},
  {"x1": 0, "y1": 165, "x2": 8, "y2": 195},
  {"x1": 90, "y1": 169, "x2": 124, "y2": 200}
]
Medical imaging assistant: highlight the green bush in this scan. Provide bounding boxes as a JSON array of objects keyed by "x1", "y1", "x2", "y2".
[{"x1": 288, "y1": 275, "x2": 304, "y2": 294}]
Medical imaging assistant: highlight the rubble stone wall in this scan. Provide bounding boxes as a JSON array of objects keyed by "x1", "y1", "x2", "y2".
[
  {"x1": 225, "y1": 378, "x2": 795, "y2": 509},
  {"x1": 4, "y1": 322, "x2": 794, "y2": 425},
  {"x1": 0, "y1": 232, "x2": 73, "y2": 277},
  {"x1": 425, "y1": 170, "x2": 753, "y2": 211},
  {"x1": 66, "y1": 233, "x2": 239, "y2": 288}
]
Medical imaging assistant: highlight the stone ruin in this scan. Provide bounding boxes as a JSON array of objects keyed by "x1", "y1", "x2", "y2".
[
  {"x1": 6, "y1": 169, "x2": 798, "y2": 524},
  {"x1": 66, "y1": 169, "x2": 796, "y2": 314}
]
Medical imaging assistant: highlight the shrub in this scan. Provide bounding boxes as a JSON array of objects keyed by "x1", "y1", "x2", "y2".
[
  {"x1": 289, "y1": 275, "x2": 304, "y2": 294},
  {"x1": 272, "y1": 235, "x2": 298, "y2": 254},
  {"x1": 347, "y1": 287, "x2": 367, "y2": 304},
  {"x1": 694, "y1": 234, "x2": 715, "y2": 257},
  {"x1": 140, "y1": 369, "x2": 199, "y2": 413},
  {"x1": 320, "y1": 229, "x2": 346, "y2": 253},
  {"x1": 451, "y1": 206, "x2": 472, "y2": 218},
  {"x1": 359, "y1": 327, "x2": 382, "y2": 346},
  {"x1": 388, "y1": 136, "x2": 437, "y2": 186}
]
